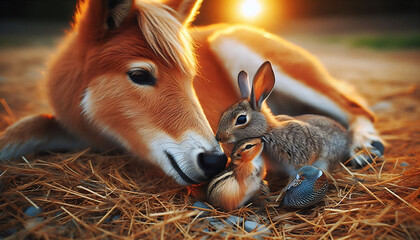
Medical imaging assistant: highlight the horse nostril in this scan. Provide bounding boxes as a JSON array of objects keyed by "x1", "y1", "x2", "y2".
[{"x1": 198, "y1": 151, "x2": 228, "y2": 178}]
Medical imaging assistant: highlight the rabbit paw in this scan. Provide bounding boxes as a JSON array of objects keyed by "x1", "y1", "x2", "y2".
[{"x1": 349, "y1": 116, "x2": 385, "y2": 168}]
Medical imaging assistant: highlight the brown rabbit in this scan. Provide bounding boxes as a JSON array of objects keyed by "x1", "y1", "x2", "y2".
[{"x1": 216, "y1": 61, "x2": 350, "y2": 177}]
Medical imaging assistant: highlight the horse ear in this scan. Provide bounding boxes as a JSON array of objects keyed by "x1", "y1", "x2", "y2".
[
  {"x1": 104, "y1": 0, "x2": 133, "y2": 30},
  {"x1": 165, "y1": 0, "x2": 203, "y2": 26},
  {"x1": 250, "y1": 61, "x2": 275, "y2": 110},
  {"x1": 77, "y1": 0, "x2": 133, "y2": 39},
  {"x1": 238, "y1": 71, "x2": 251, "y2": 99}
]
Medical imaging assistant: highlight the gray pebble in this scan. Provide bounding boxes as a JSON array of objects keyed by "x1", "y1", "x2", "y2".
[
  {"x1": 24, "y1": 206, "x2": 42, "y2": 217},
  {"x1": 205, "y1": 216, "x2": 271, "y2": 237},
  {"x1": 244, "y1": 220, "x2": 271, "y2": 234},
  {"x1": 193, "y1": 201, "x2": 212, "y2": 210},
  {"x1": 244, "y1": 220, "x2": 259, "y2": 231},
  {"x1": 208, "y1": 218, "x2": 227, "y2": 233},
  {"x1": 225, "y1": 216, "x2": 271, "y2": 234},
  {"x1": 192, "y1": 201, "x2": 212, "y2": 218},
  {"x1": 225, "y1": 215, "x2": 243, "y2": 226}
]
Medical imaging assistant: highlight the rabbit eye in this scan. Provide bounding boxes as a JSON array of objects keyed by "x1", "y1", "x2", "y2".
[
  {"x1": 235, "y1": 115, "x2": 247, "y2": 125},
  {"x1": 245, "y1": 144, "x2": 254, "y2": 149}
]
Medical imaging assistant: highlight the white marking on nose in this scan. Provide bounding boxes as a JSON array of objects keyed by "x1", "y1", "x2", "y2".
[{"x1": 147, "y1": 131, "x2": 223, "y2": 185}]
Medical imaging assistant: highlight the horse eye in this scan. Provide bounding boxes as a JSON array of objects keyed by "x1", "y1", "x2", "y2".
[
  {"x1": 127, "y1": 69, "x2": 156, "y2": 86},
  {"x1": 235, "y1": 115, "x2": 247, "y2": 125}
]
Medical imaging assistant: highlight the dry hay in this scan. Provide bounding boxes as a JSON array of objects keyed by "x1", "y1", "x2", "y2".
[{"x1": 0, "y1": 92, "x2": 419, "y2": 239}]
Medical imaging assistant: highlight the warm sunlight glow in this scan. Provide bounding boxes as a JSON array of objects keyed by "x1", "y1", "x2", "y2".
[{"x1": 240, "y1": 0, "x2": 262, "y2": 19}]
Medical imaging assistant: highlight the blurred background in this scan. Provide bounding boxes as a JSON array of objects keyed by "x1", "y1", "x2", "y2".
[
  {"x1": 1, "y1": 0, "x2": 420, "y2": 25},
  {"x1": 0, "y1": 0, "x2": 419, "y2": 48}
]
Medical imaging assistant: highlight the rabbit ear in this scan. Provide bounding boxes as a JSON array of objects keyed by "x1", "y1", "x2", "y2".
[
  {"x1": 237, "y1": 70, "x2": 251, "y2": 99},
  {"x1": 250, "y1": 61, "x2": 275, "y2": 110}
]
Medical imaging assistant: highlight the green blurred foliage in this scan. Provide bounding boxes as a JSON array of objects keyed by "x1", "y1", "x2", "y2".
[{"x1": 351, "y1": 34, "x2": 420, "y2": 50}]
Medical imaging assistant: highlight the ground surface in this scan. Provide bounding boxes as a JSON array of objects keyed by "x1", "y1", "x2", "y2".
[{"x1": 0, "y1": 17, "x2": 419, "y2": 239}]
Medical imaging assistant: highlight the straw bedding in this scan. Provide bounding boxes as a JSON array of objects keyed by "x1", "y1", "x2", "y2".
[{"x1": 0, "y1": 61, "x2": 419, "y2": 240}]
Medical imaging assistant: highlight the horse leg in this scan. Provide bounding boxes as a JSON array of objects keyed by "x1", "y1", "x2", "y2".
[{"x1": 0, "y1": 114, "x2": 89, "y2": 161}]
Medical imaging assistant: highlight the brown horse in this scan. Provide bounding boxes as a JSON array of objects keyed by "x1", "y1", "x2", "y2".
[{"x1": 0, "y1": 0, "x2": 384, "y2": 185}]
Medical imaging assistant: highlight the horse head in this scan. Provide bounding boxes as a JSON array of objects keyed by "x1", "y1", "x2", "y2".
[{"x1": 46, "y1": 0, "x2": 226, "y2": 185}]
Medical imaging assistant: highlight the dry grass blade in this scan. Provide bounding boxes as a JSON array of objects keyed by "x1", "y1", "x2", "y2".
[
  {"x1": 384, "y1": 187, "x2": 420, "y2": 214},
  {"x1": 320, "y1": 215, "x2": 346, "y2": 239},
  {"x1": 77, "y1": 185, "x2": 107, "y2": 199},
  {"x1": 60, "y1": 206, "x2": 94, "y2": 231},
  {"x1": 0, "y1": 98, "x2": 16, "y2": 123},
  {"x1": 96, "y1": 203, "x2": 119, "y2": 226},
  {"x1": 339, "y1": 162, "x2": 355, "y2": 177},
  {"x1": 357, "y1": 181, "x2": 385, "y2": 205},
  {"x1": 17, "y1": 191, "x2": 40, "y2": 209},
  {"x1": 44, "y1": 183, "x2": 104, "y2": 204},
  {"x1": 130, "y1": 211, "x2": 199, "y2": 237},
  {"x1": 21, "y1": 156, "x2": 33, "y2": 169}
]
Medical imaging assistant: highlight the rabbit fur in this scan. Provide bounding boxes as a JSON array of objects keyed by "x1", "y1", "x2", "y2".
[{"x1": 216, "y1": 61, "x2": 351, "y2": 177}]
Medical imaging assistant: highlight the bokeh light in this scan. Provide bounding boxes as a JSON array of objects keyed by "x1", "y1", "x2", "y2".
[{"x1": 240, "y1": 0, "x2": 262, "y2": 19}]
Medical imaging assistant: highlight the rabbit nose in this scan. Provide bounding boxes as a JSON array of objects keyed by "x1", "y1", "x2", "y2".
[
  {"x1": 215, "y1": 133, "x2": 228, "y2": 143},
  {"x1": 198, "y1": 151, "x2": 228, "y2": 178},
  {"x1": 215, "y1": 133, "x2": 222, "y2": 142}
]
